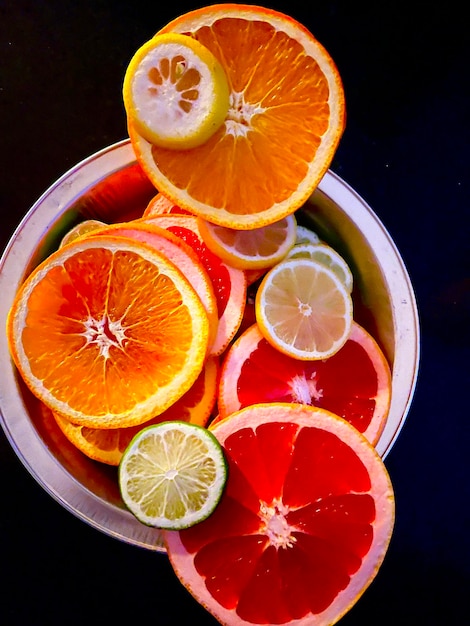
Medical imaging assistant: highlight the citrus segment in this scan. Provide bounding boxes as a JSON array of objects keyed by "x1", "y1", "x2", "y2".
[
  {"x1": 119, "y1": 421, "x2": 228, "y2": 529},
  {"x1": 197, "y1": 214, "x2": 297, "y2": 270},
  {"x1": 130, "y1": 4, "x2": 346, "y2": 228},
  {"x1": 164, "y1": 403, "x2": 395, "y2": 625},
  {"x1": 123, "y1": 33, "x2": 230, "y2": 149},
  {"x1": 52, "y1": 356, "x2": 219, "y2": 465},
  {"x1": 84, "y1": 221, "x2": 219, "y2": 353},
  {"x1": 216, "y1": 322, "x2": 391, "y2": 445},
  {"x1": 7, "y1": 236, "x2": 209, "y2": 428},
  {"x1": 286, "y1": 242, "x2": 354, "y2": 292},
  {"x1": 141, "y1": 214, "x2": 247, "y2": 355},
  {"x1": 255, "y1": 257, "x2": 353, "y2": 360}
]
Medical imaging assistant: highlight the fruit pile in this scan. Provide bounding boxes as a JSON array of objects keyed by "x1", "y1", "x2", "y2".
[{"x1": 6, "y1": 5, "x2": 396, "y2": 626}]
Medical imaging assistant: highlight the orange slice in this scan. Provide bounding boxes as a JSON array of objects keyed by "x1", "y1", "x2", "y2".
[
  {"x1": 129, "y1": 4, "x2": 346, "y2": 229},
  {"x1": 52, "y1": 356, "x2": 219, "y2": 465},
  {"x1": 123, "y1": 33, "x2": 230, "y2": 149},
  {"x1": 7, "y1": 235, "x2": 209, "y2": 428},
  {"x1": 197, "y1": 214, "x2": 297, "y2": 270},
  {"x1": 216, "y1": 322, "x2": 391, "y2": 446},
  {"x1": 255, "y1": 257, "x2": 353, "y2": 360},
  {"x1": 164, "y1": 403, "x2": 395, "y2": 625},
  {"x1": 140, "y1": 214, "x2": 247, "y2": 355},
  {"x1": 84, "y1": 220, "x2": 219, "y2": 354}
]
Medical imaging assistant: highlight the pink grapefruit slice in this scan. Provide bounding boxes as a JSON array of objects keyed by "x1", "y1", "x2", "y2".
[
  {"x1": 164, "y1": 402, "x2": 395, "y2": 625},
  {"x1": 216, "y1": 321, "x2": 391, "y2": 446}
]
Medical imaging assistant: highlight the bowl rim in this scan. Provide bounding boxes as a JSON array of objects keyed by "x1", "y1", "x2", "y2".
[{"x1": 0, "y1": 139, "x2": 420, "y2": 550}]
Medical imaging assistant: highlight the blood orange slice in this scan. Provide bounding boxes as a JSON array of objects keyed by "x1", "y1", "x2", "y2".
[
  {"x1": 164, "y1": 402, "x2": 395, "y2": 625},
  {"x1": 140, "y1": 214, "x2": 247, "y2": 355},
  {"x1": 216, "y1": 322, "x2": 391, "y2": 446}
]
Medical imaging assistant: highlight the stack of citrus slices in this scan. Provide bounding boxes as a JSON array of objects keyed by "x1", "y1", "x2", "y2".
[{"x1": 6, "y1": 4, "x2": 397, "y2": 626}]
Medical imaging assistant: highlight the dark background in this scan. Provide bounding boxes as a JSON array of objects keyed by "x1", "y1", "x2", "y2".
[{"x1": 1, "y1": 1, "x2": 468, "y2": 624}]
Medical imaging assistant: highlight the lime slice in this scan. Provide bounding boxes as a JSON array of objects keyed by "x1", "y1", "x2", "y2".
[
  {"x1": 123, "y1": 33, "x2": 230, "y2": 149},
  {"x1": 119, "y1": 421, "x2": 227, "y2": 529}
]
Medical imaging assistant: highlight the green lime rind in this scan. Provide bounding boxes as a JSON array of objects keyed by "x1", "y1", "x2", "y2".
[{"x1": 118, "y1": 421, "x2": 228, "y2": 530}]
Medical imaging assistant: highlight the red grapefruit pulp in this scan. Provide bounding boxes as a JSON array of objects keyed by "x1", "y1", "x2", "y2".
[
  {"x1": 164, "y1": 403, "x2": 395, "y2": 625},
  {"x1": 216, "y1": 322, "x2": 391, "y2": 446}
]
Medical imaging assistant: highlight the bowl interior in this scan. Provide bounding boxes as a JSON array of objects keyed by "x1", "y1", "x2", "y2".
[{"x1": 0, "y1": 140, "x2": 419, "y2": 549}]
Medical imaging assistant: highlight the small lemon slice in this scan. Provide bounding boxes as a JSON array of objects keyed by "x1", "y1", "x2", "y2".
[
  {"x1": 255, "y1": 257, "x2": 353, "y2": 360},
  {"x1": 119, "y1": 422, "x2": 227, "y2": 529},
  {"x1": 123, "y1": 33, "x2": 230, "y2": 149}
]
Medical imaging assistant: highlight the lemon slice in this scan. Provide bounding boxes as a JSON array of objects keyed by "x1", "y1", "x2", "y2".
[
  {"x1": 119, "y1": 421, "x2": 227, "y2": 529},
  {"x1": 123, "y1": 33, "x2": 230, "y2": 149},
  {"x1": 255, "y1": 257, "x2": 353, "y2": 360},
  {"x1": 295, "y1": 224, "x2": 321, "y2": 245},
  {"x1": 286, "y1": 242, "x2": 354, "y2": 292},
  {"x1": 197, "y1": 214, "x2": 297, "y2": 270}
]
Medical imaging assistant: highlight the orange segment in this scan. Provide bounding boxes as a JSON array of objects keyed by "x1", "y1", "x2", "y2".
[
  {"x1": 52, "y1": 356, "x2": 219, "y2": 465},
  {"x1": 164, "y1": 403, "x2": 395, "y2": 625},
  {"x1": 216, "y1": 322, "x2": 391, "y2": 446},
  {"x1": 129, "y1": 4, "x2": 345, "y2": 229},
  {"x1": 84, "y1": 221, "x2": 219, "y2": 354},
  {"x1": 7, "y1": 235, "x2": 209, "y2": 428}
]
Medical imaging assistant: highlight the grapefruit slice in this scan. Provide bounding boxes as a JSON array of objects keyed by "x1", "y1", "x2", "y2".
[
  {"x1": 216, "y1": 322, "x2": 391, "y2": 446},
  {"x1": 164, "y1": 402, "x2": 395, "y2": 625},
  {"x1": 140, "y1": 214, "x2": 247, "y2": 355}
]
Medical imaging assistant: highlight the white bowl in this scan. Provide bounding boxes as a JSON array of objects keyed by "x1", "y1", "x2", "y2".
[{"x1": 0, "y1": 139, "x2": 419, "y2": 550}]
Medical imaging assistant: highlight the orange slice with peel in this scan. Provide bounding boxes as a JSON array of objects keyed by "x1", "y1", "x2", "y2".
[
  {"x1": 129, "y1": 4, "x2": 345, "y2": 229},
  {"x1": 7, "y1": 235, "x2": 209, "y2": 429},
  {"x1": 123, "y1": 33, "x2": 230, "y2": 149},
  {"x1": 83, "y1": 220, "x2": 219, "y2": 354},
  {"x1": 164, "y1": 402, "x2": 395, "y2": 625},
  {"x1": 255, "y1": 256, "x2": 353, "y2": 360},
  {"x1": 52, "y1": 356, "x2": 219, "y2": 465},
  {"x1": 215, "y1": 322, "x2": 391, "y2": 446},
  {"x1": 197, "y1": 214, "x2": 297, "y2": 270},
  {"x1": 140, "y1": 214, "x2": 246, "y2": 355}
]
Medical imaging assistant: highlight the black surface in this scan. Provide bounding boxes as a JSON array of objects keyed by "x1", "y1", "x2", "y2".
[{"x1": 1, "y1": 1, "x2": 469, "y2": 624}]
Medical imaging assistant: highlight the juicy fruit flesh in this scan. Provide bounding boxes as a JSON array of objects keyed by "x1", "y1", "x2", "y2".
[
  {"x1": 235, "y1": 331, "x2": 379, "y2": 434},
  {"x1": 119, "y1": 422, "x2": 227, "y2": 528},
  {"x1": 22, "y1": 247, "x2": 194, "y2": 416},
  {"x1": 173, "y1": 416, "x2": 388, "y2": 623}
]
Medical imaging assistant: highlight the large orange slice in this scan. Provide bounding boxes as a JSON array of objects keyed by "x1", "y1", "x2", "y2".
[
  {"x1": 140, "y1": 214, "x2": 247, "y2": 355},
  {"x1": 84, "y1": 220, "x2": 219, "y2": 354},
  {"x1": 7, "y1": 235, "x2": 209, "y2": 428},
  {"x1": 216, "y1": 322, "x2": 391, "y2": 446},
  {"x1": 52, "y1": 356, "x2": 219, "y2": 465},
  {"x1": 129, "y1": 4, "x2": 346, "y2": 229},
  {"x1": 164, "y1": 403, "x2": 395, "y2": 625}
]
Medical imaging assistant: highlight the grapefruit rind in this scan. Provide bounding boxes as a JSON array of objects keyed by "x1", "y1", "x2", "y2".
[{"x1": 164, "y1": 403, "x2": 395, "y2": 626}]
